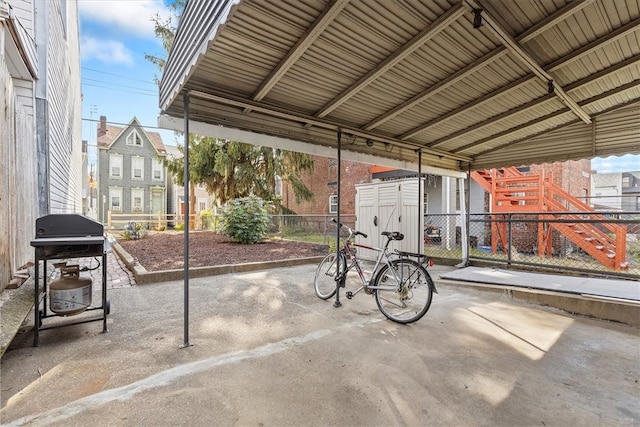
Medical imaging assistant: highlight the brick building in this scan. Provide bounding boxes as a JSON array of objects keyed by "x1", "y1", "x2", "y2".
[
  {"x1": 282, "y1": 156, "x2": 372, "y2": 215},
  {"x1": 530, "y1": 159, "x2": 591, "y2": 201}
]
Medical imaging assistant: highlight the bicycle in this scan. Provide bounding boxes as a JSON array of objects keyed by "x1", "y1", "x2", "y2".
[{"x1": 314, "y1": 219, "x2": 436, "y2": 324}]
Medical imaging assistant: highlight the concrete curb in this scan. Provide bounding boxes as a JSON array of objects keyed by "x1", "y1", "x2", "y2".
[
  {"x1": 438, "y1": 278, "x2": 640, "y2": 327},
  {"x1": 0, "y1": 274, "x2": 35, "y2": 359},
  {"x1": 111, "y1": 241, "x2": 325, "y2": 285}
]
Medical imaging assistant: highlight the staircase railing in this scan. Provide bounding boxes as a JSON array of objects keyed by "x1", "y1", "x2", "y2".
[{"x1": 472, "y1": 168, "x2": 628, "y2": 270}]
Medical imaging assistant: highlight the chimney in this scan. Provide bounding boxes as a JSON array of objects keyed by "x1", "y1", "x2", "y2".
[{"x1": 98, "y1": 115, "x2": 107, "y2": 137}]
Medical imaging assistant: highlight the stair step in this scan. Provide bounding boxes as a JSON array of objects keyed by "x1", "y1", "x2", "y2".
[
  {"x1": 620, "y1": 262, "x2": 629, "y2": 269},
  {"x1": 584, "y1": 237, "x2": 595, "y2": 241},
  {"x1": 607, "y1": 253, "x2": 615, "y2": 259},
  {"x1": 595, "y1": 245, "x2": 604, "y2": 250}
]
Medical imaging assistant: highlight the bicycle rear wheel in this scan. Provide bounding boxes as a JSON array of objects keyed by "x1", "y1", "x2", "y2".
[
  {"x1": 373, "y1": 258, "x2": 433, "y2": 323},
  {"x1": 314, "y1": 252, "x2": 345, "y2": 300}
]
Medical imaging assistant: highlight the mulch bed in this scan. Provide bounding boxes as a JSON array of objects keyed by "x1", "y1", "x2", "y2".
[{"x1": 117, "y1": 231, "x2": 328, "y2": 272}]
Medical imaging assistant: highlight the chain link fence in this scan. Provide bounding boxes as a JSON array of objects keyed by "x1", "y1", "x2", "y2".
[
  {"x1": 268, "y1": 214, "x2": 356, "y2": 246},
  {"x1": 108, "y1": 210, "x2": 639, "y2": 279},
  {"x1": 467, "y1": 212, "x2": 640, "y2": 279}
]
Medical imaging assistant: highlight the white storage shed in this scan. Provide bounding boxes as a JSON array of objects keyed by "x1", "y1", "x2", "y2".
[{"x1": 355, "y1": 178, "x2": 424, "y2": 261}]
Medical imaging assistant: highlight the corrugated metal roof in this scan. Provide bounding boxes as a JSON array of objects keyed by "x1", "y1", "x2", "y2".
[{"x1": 159, "y1": 0, "x2": 640, "y2": 172}]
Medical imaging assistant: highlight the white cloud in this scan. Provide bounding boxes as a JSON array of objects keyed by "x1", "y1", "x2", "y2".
[
  {"x1": 591, "y1": 154, "x2": 640, "y2": 173},
  {"x1": 81, "y1": 37, "x2": 134, "y2": 65},
  {"x1": 78, "y1": 0, "x2": 171, "y2": 39}
]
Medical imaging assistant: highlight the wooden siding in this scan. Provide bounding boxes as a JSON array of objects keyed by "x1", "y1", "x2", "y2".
[
  {"x1": 0, "y1": 26, "x2": 38, "y2": 290},
  {"x1": 1, "y1": 0, "x2": 82, "y2": 289}
]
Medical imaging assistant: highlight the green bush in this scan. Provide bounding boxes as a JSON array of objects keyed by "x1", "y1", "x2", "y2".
[
  {"x1": 174, "y1": 222, "x2": 185, "y2": 231},
  {"x1": 200, "y1": 210, "x2": 214, "y2": 230},
  {"x1": 220, "y1": 195, "x2": 270, "y2": 244},
  {"x1": 629, "y1": 239, "x2": 640, "y2": 262}
]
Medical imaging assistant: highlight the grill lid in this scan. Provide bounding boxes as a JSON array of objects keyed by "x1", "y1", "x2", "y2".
[
  {"x1": 31, "y1": 214, "x2": 106, "y2": 257},
  {"x1": 34, "y1": 214, "x2": 104, "y2": 238}
]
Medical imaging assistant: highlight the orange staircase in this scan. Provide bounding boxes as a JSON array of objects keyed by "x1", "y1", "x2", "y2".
[{"x1": 471, "y1": 168, "x2": 628, "y2": 270}]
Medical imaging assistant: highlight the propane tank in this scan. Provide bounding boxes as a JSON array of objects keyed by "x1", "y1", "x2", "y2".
[{"x1": 49, "y1": 265, "x2": 92, "y2": 315}]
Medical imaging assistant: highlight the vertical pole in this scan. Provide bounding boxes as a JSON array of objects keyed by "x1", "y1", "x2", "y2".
[
  {"x1": 465, "y1": 163, "x2": 472, "y2": 265},
  {"x1": 334, "y1": 130, "x2": 342, "y2": 308},
  {"x1": 459, "y1": 176, "x2": 469, "y2": 266},
  {"x1": 507, "y1": 213, "x2": 513, "y2": 265},
  {"x1": 33, "y1": 258, "x2": 40, "y2": 347},
  {"x1": 181, "y1": 91, "x2": 192, "y2": 348},
  {"x1": 418, "y1": 150, "x2": 422, "y2": 254}
]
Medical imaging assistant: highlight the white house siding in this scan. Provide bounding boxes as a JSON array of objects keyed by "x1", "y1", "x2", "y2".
[
  {"x1": 35, "y1": 0, "x2": 82, "y2": 214},
  {"x1": 0, "y1": 1, "x2": 38, "y2": 290},
  {"x1": 0, "y1": 0, "x2": 81, "y2": 289}
]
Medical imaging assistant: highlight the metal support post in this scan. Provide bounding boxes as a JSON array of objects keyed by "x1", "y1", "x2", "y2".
[
  {"x1": 334, "y1": 130, "x2": 343, "y2": 308},
  {"x1": 181, "y1": 91, "x2": 192, "y2": 348}
]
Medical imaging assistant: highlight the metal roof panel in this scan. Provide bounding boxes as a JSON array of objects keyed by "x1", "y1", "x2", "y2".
[{"x1": 160, "y1": 0, "x2": 640, "y2": 171}]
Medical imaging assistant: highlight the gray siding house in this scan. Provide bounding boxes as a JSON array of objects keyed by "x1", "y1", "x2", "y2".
[{"x1": 97, "y1": 116, "x2": 168, "y2": 224}]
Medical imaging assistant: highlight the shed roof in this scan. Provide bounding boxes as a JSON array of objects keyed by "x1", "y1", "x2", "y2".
[{"x1": 159, "y1": 0, "x2": 640, "y2": 173}]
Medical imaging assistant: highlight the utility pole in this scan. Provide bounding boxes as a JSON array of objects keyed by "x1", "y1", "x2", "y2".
[{"x1": 90, "y1": 105, "x2": 98, "y2": 219}]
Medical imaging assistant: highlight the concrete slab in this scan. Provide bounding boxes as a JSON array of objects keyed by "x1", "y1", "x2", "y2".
[
  {"x1": 1, "y1": 264, "x2": 639, "y2": 426},
  {"x1": 440, "y1": 266, "x2": 640, "y2": 301}
]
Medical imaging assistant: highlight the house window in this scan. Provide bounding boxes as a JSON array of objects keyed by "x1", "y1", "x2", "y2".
[
  {"x1": 152, "y1": 159, "x2": 163, "y2": 181},
  {"x1": 109, "y1": 187, "x2": 123, "y2": 212},
  {"x1": 131, "y1": 157, "x2": 144, "y2": 180},
  {"x1": 131, "y1": 188, "x2": 144, "y2": 212},
  {"x1": 329, "y1": 195, "x2": 338, "y2": 213},
  {"x1": 109, "y1": 154, "x2": 123, "y2": 178},
  {"x1": 126, "y1": 130, "x2": 143, "y2": 146}
]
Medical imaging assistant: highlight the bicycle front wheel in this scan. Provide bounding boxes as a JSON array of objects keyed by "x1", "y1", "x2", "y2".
[
  {"x1": 314, "y1": 252, "x2": 345, "y2": 300},
  {"x1": 373, "y1": 258, "x2": 433, "y2": 323}
]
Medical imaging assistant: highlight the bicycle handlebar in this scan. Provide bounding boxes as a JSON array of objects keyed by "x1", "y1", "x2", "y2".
[{"x1": 332, "y1": 218, "x2": 368, "y2": 239}]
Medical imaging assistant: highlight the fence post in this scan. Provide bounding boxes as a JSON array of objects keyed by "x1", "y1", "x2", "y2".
[
  {"x1": 107, "y1": 210, "x2": 112, "y2": 227},
  {"x1": 615, "y1": 224, "x2": 627, "y2": 270},
  {"x1": 507, "y1": 213, "x2": 513, "y2": 265},
  {"x1": 322, "y1": 215, "x2": 328, "y2": 245},
  {"x1": 280, "y1": 214, "x2": 284, "y2": 240}
]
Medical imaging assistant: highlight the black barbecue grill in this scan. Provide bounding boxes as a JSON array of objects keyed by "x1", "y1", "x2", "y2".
[{"x1": 30, "y1": 214, "x2": 110, "y2": 346}]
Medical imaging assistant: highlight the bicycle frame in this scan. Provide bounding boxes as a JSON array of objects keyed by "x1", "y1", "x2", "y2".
[
  {"x1": 339, "y1": 233, "x2": 404, "y2": 298},
  {"x1": 316, "y1": 220, "x2": 436, "y2": 322}
]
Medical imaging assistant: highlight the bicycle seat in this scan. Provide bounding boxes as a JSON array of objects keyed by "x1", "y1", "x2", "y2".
[{"x1": 382, "y1": 231, "x2": 404, "y2": 241}]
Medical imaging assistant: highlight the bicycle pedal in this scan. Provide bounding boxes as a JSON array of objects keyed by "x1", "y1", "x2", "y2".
[{"x1": 346, "y1": 291, "x2": 353, "y2": 299}]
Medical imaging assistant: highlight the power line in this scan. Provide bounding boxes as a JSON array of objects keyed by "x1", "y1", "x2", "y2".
[
  {"x1": 82, "y1": 117, "x2": 179, "y2": 133},
  {"x1": 81, "y1": 66, "x2": 158, "y2": 86},
  {"x1": 82, "y1": 82, "x2": 158, "y2": 98},
  {"x1": 82, "y1": 77, "x2": 157, "y2": 95}
]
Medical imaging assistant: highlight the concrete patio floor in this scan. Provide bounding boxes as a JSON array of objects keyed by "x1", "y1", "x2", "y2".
[{"x1": 1, "y1": 264, "x2": 638, "y2": 426}]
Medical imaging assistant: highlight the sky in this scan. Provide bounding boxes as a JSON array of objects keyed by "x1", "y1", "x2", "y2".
[
  {"x1": 78, "y1": 0, "x2": 177, "y2": 165},
  {"x1": 77, "y1": 1, "x2": 639, "y2": 174}
]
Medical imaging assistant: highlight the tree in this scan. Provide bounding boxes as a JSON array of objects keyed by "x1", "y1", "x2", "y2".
[
  {"x1": 148, "y1": 1, "x2": 314, "y2": 211},
  {"x1": 145, "y1": 0, "x2": 185, "y2": 82},
  {"x1": 163, "y1": 135, "x2": 313, "y2": 208}
]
